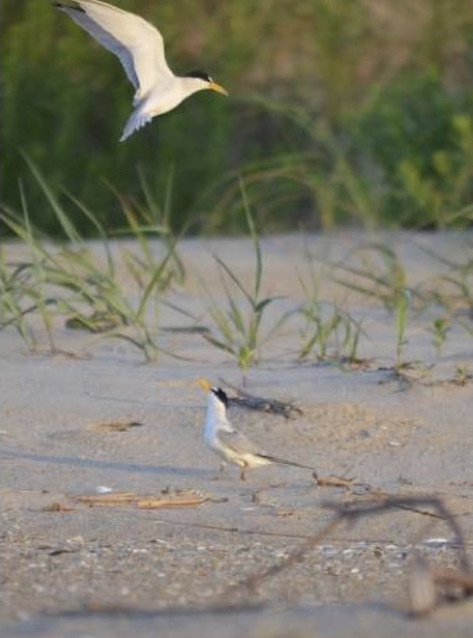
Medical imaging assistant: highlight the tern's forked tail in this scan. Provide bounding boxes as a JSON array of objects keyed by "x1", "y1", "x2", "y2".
[
  {"x1": 258, "y1": 453, "x2": 317, "y2": 475},
  {"x1": 119, "y1": 106, "x2": 153, "y2": 142}
]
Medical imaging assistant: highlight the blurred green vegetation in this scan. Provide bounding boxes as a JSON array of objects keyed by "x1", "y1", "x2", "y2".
[{"x1": 1, "y1": 0, "x2": 473, "y2": 235}]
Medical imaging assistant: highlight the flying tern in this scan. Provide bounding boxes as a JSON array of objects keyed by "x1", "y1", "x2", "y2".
[{"x1": 55, "y1": 0, "x2": 228, "y2": 141}]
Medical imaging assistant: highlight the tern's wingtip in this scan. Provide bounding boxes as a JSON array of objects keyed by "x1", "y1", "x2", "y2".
[{"x1": 53, "y1": 2, "x2": 85, "y2": 13}]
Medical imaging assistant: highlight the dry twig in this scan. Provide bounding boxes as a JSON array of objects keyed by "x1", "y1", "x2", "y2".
[
  {"x1": 222, "y1": 493, "x2": 473, "y2": 616},
  {"x1": 66, "y1": 489, "x2": 227, "y2": 509},
  {"x1": 86, "y1": 421, "x2": 143, "y2": 432}
]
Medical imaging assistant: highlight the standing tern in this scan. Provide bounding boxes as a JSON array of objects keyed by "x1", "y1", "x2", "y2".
[
  {"x1": 54, "y1": 0, "x2": 228, "y2": 141},
  {"x1": 200, "y1": 380, "x2": 318, "y2": 481}
]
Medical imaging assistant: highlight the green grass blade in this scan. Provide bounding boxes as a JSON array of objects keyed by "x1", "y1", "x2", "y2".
[{"x1": 21, "y1": 153, "x2": 82, "y2": 244}]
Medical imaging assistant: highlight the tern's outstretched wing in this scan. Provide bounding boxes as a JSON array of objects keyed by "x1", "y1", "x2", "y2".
[{"x1": 55, "y1": 0, "x2": 173, "y2": 101}]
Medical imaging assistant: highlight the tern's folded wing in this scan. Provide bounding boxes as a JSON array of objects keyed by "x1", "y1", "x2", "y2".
[{"x1": 217, "y1": 428, "x2": 261, "y2": 456}]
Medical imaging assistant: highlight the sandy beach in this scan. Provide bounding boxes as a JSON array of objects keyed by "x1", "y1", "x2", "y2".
[{"x1": 1, "y1": 231, "x2": 472, "y2": 637}]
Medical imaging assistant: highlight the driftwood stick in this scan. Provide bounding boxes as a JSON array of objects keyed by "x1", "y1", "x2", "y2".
[{"x1": 220, "y1": 378, "x2": 303, "y2": 418}]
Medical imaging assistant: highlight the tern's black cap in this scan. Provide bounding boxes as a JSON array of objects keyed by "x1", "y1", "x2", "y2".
[
  {"x1": 212, "y1": 387, "x2": 228, "y2": 408},
  {"x1": 186, "y1": 70, "x2": 212, "y2": 82}
]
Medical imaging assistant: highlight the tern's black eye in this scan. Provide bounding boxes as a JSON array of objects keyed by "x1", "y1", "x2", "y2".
[
  {"x1": 186, "y1": 70, "x2": 212, "y2": 82},
  {"x1": 212, "y1": 387, "x2": 228, "y2": 407}
]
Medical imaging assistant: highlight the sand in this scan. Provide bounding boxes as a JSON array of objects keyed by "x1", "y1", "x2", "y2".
[{"x1": 1, "y1": 231, "x2": 472, "y2": 637}]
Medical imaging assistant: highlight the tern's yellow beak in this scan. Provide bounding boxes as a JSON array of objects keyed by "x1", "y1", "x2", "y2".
[
  {"x1": 197, "y1": 378, "x2": 213, "y2": 391},
  {"x1": 209, "y1": 81, "x2": 229, "y2": 96}
]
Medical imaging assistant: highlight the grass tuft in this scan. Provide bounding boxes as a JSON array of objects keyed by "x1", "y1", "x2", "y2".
[
  {"x1": 199, "y1": 181, "x2": 290, "y2": 373},
  {"x1": 1, "y1": 158, "x2": 185, "y2": 362}
]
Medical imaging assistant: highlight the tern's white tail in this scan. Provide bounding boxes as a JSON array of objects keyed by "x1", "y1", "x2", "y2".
[{"x1": 119, "y1": 106, "x2": 153, "y2": 142}]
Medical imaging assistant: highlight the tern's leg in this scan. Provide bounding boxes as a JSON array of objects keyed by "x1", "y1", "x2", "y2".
[
  {"x1": 239, "y1": 465, "x2": 247, "y2": 481},
  {"x1": 212, "y1": 461, "x2": 227, "y2": 481}
]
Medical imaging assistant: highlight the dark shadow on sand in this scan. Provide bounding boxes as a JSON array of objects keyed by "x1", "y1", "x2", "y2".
[{"x1": 0, "y1": 448, "x2": 209, "y2": 479}]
